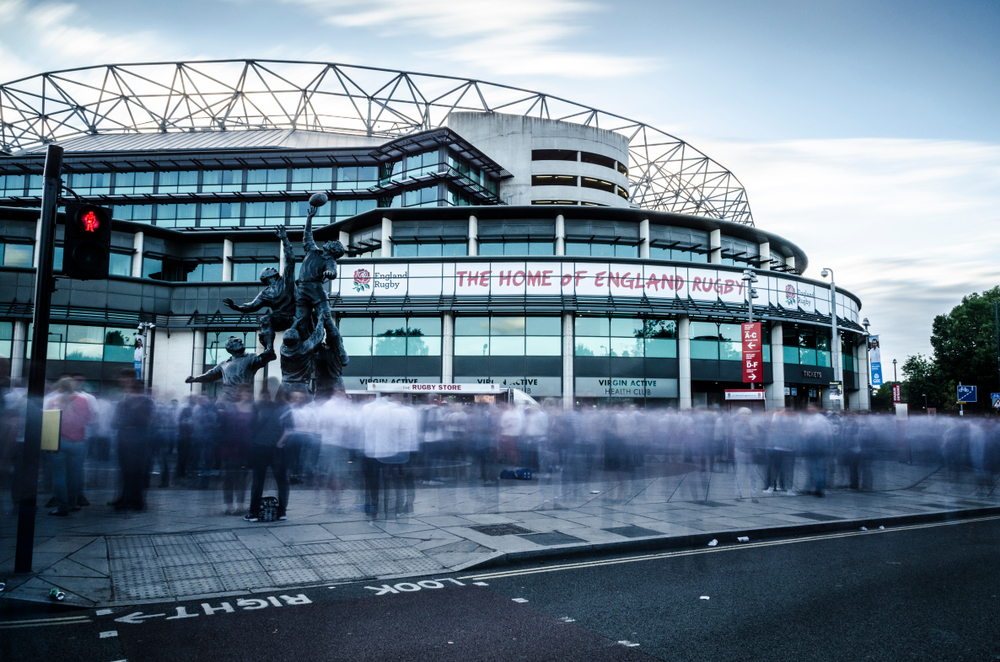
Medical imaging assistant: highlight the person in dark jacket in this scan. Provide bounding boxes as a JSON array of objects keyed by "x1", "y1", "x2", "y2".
[
  {"x1": 111, "y1": 375, "x2": 155, "y2": 511},
  {"x1": 246, "y1": 387, "x2": 292, "y2": 522}
]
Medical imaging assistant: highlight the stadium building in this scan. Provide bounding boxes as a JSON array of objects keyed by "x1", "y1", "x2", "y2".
[{"x1": 0, "y1": 60, "x2": 868, "y2": 410}]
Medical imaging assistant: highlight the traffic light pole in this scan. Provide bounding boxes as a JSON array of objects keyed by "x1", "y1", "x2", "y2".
[{"x1": 14, "y1": 144, "x2": 62, "y2": 573}]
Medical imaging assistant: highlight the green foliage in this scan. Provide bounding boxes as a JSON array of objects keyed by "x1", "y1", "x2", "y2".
[
  {"x1": 870, "y1": 383, "x2": 895, "y2": 412},
  {"x1": 903, "y1": 286, "x2": 1000, "y2": 414},
  {"x1": 901, "y1": 354, "x2": 949, "y2": 412}
]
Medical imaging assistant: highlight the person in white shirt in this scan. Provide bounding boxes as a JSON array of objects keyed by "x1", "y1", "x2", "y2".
[{"x1": 362, "y1": 395, "x2": 417, "y2": 519}]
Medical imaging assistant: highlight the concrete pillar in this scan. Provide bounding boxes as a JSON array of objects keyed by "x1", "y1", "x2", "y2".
[
  {"x1": 785, "y1": 255, "x2": 796, "y2": 273},
  {"x1": 381, "y1": 217, "x2": 393, "y2": 257},
  {"x1": 758, "y1": 241, "x2": 771, "y2": 271},
  {"x1": 10, "y1": 319, "x2": 27, "y2": 381},
  {"x1": 442, "y1": 312, "x2": 455, "y2": 383},
  {"x1": 709, "y1": 229, "x2": 722, "y2": 265},
  {"x1": 639, "y1": 219, "x2": 650, "y2": 259},
  {"x1": 32, "y1": 215, "x2": 42, "y2": 268},
  {"x1": 765, "y1": 322, "x2": 785, "y2": 412},
  {"x1": 131, "y1": 231, "x2": 144, "y2": 278},
  {"x1": 555, "y1": 214, "x2": 566, "y2": 256},
  {"x1": 339, "y1": 230, "x2": 350, "y2": 248},
  {"x1": 222, "y1": 239, "x2": 233, "y2": 282},
  {"x1": 468, "y1": 215, "x2": 478, "y2": 256},
  {"x1": 678, "y1": 315, "x2": 692, "y2": 409},
  {"x1": 562, "y1": 312, "x2": 574, "y2": 410},
  {"x1": 191, "y1": 329, "x2": 207, "y2": 394}
]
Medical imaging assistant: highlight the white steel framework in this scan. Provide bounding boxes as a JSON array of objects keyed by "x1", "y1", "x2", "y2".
[{"x1": 0, "y1": 60, "x2": 753, "y2": 225}]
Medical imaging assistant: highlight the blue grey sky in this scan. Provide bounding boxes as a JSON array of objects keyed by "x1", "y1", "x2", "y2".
[{"x1": 1, "y1": 0, "x2": 998, "y2": 374}]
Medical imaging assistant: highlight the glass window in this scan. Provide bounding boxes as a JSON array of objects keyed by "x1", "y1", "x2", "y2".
[
  {"x1": 232, "y1": 261, "x2": 278, "y2": 283},
  {"x1": 455, "y1": 317, "x2": 490, "y2": 336},
  {"x1": 336, "y1": 166, "x2": 378, "y2": 189},
  {"x1": 783, "y1": 346, "x2": 799, "y2": 365},
  {"x1": 645, "y1": 338, "x2": 676, "y2": 358},
  {"x1": 526, "y1": 317, "x2": 561, "y2": 335},
  {"x1": 247, "y1": 169, "x2": 287, "y2": 191},
  {"x1": 2, "y1": 243, "x2": 33, "y2": 267},
  {"x1": 575, "y1": 317, "x2": 610, "y2": 337},
  {"x1": 610, "y1": 337, "x2": 642, "y2": 358},
  {"x1": 690, "y1": 340, "x2": 719, "y2": 360},
  {"x1": 202, "y1": 170, "x2": 243, "y2": 192},
  {"x1": 290, "y1": 167, "x2": 333, "y2": 191},
  {"x1": 574, "y1": 337, "x2": 609, "y2": 357},
  {"x1": 245, "y1": 201, "x2": 287, "y2": 226},
  {"x1": 109, "y1": 252, "x2": 132, "y2": 276},
  {"x1": 342, "y1": 316, "x2": 440, "y2": 357},
  {"x1": 200, "y1": 202, "x2": 241, "y2": 228}
]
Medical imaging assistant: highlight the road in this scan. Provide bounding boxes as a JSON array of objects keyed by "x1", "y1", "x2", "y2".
[{"x1": 4, "y1": 515, "x2": 1000, "y2": 661}]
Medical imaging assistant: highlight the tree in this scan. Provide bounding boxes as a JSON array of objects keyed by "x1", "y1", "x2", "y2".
[
  {"x1": 929, "y1": 286, "x2": 1000, "y2": 413},
  {"x1": 870, "y1": 383, "x2": 895, "y2": 413},
  {"x1": 901, "y1": 354, "x2": 948, "y2": 412}
]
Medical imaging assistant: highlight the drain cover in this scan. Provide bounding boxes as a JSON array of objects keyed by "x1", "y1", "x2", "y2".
[{"x1": 469, "y1": 524, "x2": 533, "y2": 536}]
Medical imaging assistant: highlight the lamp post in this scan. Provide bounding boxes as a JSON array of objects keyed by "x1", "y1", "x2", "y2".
[
  {"x1": 741, "y1": 270, "x2": 760, "y2": 391},
  {"x1": 821, "y1": 268, "x2": 841, "y2": 410},
  {"x1": 137, "y1": 322, "x2": 155, "y2": 387},
  {"x1": 923, "y1": 393, "x2": 928, "y2": 411},
  {"x1": 862, "y1": 317, "x2": 871, "y2": 410},
  {"x1": 892, "y1": 358, "x2": 897, "y2": 384}
]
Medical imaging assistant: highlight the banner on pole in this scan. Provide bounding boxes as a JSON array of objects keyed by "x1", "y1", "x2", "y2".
[
  {"x1": 741, "y1": 322, "x2": 763, "y2": 384},
  {"x1": 868, "y1": 335, "x2": 883, "y2": 387}
]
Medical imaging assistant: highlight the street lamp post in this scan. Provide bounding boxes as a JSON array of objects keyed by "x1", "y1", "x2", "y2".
[
  {"x1": 892, "y1": 358, "x2": 897, "y2": 384},
  {"x1": 923, "y1": 393, "x2": 928, "y2": 411},
  {"x1": 862, "y1": 317, "x2": 871, "y2": 410},
  {"x1": 741, "y1": 270, "x2": 759, "y2": 390},
  {"x1": 821, "y1": 268, "x2": 841, "y2": 410}
]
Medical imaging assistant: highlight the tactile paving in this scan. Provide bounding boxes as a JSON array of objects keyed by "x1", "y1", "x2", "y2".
[
  {"x1": 259, "y1": 556, "x2": 308, "y2": 571},
  {"x1": 199, "y1": 541, "x2": 246, "y2": 553},
  {"x1": 291, "y1": 543, "x2": 337, "y2": 555},
  {"x1": 312, "y1": 564, "x2": 364, "y2": 581},
  {"x1": 365, "y1": 538, "x2": 414, "y2": 550},
  {"x1": 253, "y1": 546, "x2": 299, "y2": 558},
  {"x1": 163, "y1": 563, "x2": 217, "y2": 582},
  {"x1": 116, "y1": 583, "x2": 171, "y2": 601},
  {"x1": 329, "y1": 540, "x2": 375, "y2": 552},
  {"x1": 191, "y1": 531, "x2": 237, "y2": 543},
  {"x1": 107, "y1": 536, "x2": 154, "y2": 556},
  {"x1": 220, "y1": 572, "x2": 274, "y2": 591},
  {"x1": 381, "y1": 546, "x2": 427, "y2": 560},
  {"x1": 153, "y1": 542, "x2": 203, "y2": 556},
  {"x1": 393, "y1": 558, "x2": 444, "y2": 573},
  {"x1": 156, "y1": 551, "x2": 212, "y2": 567},
  {"x1": 353, "y1": 560, "x2": 405, "y2": 577},
  {"x1": 338, "y1": 550, "x2": 392, "y2": 567},
  {"x1": 212, "y1": 559, "x2": 266, "y2": 576},
  {"x1": 268, "y1": 568, "x2": 322, "y2": 585},
  {"x1": 150, "y1": 534, "x2": 194, "y2": 546},
  {"x1": 302, "y1": 554, "x2": 348, "y2": 569},
  {"x1": 202, "y1": 548, "x2": 257, "y2": 562},
  {"x1": 108, "y1": 545, "x2": 158, "y2": 560},
  {"x1": 169, "y1": 577, "x2": 226, "y2": 596},
  {"x1": 115, "y1": 566, "x2": 166, "y2": 586}
]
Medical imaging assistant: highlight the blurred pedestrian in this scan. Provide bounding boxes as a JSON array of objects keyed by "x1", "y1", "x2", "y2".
[
  {"x1": 111, "y1": 375, "x2": 154, "y2": 512},
  {"x1": 43, "y1": 375, "x2": 93, "y2": 516},
  {"x1": 246, "y1": 388, "x2": 292, "y2": 522}
]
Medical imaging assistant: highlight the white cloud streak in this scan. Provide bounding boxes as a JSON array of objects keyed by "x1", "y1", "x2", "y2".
[
  {"x1": 281, "y1": 0, "x2": 658, "y2": 78},
  {"x1": 698, "y1": 137, "x2": 1000, "y2": 365}
]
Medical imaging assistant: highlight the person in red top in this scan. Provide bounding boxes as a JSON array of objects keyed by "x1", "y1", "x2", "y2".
[{"x1": 44, "y1": 375, "x2": 94, "y2": 516}]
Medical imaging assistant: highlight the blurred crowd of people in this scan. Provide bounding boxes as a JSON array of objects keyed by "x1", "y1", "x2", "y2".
[{"x1": 2, "y1": 376, "x2": 1000, "y2": 523}]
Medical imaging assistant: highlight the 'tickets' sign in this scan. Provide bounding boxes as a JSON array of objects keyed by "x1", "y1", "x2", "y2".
[{"x1": 741, "y1": 322, "x2": 763, "y2": 384}]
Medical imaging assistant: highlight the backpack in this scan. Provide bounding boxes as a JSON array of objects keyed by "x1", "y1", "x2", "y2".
[{"x1": 259, "y1": 496, "x2": 280, "y2": 522}]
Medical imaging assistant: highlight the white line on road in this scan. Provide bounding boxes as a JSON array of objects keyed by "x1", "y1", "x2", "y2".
[
  {"x1": 99, "y1": 631, "x2": 118, "y2": 638},
  {"x1": 460, "y1": 514, "x2": 1000, "y2": 581}
]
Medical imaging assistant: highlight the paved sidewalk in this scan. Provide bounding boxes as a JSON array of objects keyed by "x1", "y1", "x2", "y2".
[{"x1": 2, "y1": 459, "x2": 997, "y2": 608}]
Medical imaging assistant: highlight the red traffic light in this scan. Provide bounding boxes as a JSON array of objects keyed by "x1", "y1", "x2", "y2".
[{"x1": 79, "y1": 210, "x2": 100, "y2": 232}]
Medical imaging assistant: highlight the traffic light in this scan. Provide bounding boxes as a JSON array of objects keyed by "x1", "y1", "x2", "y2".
[{"x1": 63, "y1": 202, "x2": 111, "y2": 279}]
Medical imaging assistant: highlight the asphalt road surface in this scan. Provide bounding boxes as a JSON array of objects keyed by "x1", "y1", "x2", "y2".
[{"x1": 4, "y1": 515, "x2": 1000, "y2": 661}]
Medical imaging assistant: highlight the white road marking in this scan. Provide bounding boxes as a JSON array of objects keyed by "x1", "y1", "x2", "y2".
[
  {"x1": 99, "y1": 631, "x2": 118, "y2": 638},
  {"x1": 473, "y1": 582, "x2": 489, "y2": 586},
  {"x1": 95, "y1": 609, "x2": 113, "y2": 616},
  {"x1": 617, "y1": 640, "x2": 640, "y2": 647},
  {"x1": 0, "y1": 616, "x2": 90, "y2": 629},
  {"x1": 460, "y1": 515, "x2": 1000, "y2": 581},
  {"x1": 512, "y1": 598, "x2": 529, "y2": 603}
]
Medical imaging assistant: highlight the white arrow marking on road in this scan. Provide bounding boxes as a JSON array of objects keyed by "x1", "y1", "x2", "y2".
[{"x1": 114, "y1": 612, "x2": 166, "y2": 625}]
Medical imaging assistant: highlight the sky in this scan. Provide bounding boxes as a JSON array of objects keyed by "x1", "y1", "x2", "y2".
[{"x1": 1, "y1": 0, "x2": 998, "y2": 377}]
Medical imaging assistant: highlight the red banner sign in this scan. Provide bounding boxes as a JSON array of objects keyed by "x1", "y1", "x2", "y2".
[
  {"x1": 741, "y1": 322, "x2": 763, "y2": 384},
  {"x1": 892, "y1": 383, "x2": 902, "y2": 403}
]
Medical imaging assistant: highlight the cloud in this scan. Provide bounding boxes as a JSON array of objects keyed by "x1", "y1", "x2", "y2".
[
  {"x1": 0, "y1": 1, "x2": 188, "y2": 82},
  {"x1": 695, "y1": 136, "x2": 1000, "y2": 364},
  {"x1": 280, "y1": 0, "x2": 658, "y2": 78}
]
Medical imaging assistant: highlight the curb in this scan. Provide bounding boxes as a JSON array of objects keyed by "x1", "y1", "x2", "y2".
[{"x1": 459, "y1": 505, "x2": 1000, "y2": 571}]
